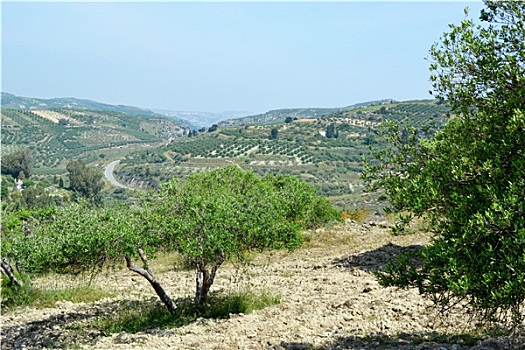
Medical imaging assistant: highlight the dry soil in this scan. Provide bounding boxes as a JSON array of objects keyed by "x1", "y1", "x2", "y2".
[{"x1": 1, "y1": 222, "x2": 522, "y2": 349}]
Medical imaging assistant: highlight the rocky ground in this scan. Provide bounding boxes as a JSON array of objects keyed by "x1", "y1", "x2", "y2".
[{"x1": 1, "y1": 222, "x2": 523, "y2": 349}]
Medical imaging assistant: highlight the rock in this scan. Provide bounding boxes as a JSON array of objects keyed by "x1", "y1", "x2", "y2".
[{"x1": 378, "y1": 221, "x2": 391, "y2": 228}]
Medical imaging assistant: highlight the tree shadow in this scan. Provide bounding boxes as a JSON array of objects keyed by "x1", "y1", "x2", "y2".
[
  {"x1": 332, "y1": 243, "x2": 424, "y2": 272},
  {"x1": 269, "y1": 330, "x2": 515, "y2": 350},
  {"x1": 0, "y1": 299, "x2": 176, "y2": 349},
  {"x1": 1, "y1": 290, "x2": 278, "y2": 349},
  {"x1": 1, "y1": 307, "x2": 106, "y2": 349}
]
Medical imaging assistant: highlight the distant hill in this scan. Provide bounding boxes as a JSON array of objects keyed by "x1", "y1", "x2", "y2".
[
  {"x1": 1, "y1": 106, "x2": 190, "y2": 174},
  {"x1": 1, "y1": 92, "x2": 155, "y2": 116},
  {"x1": 218, "y1": 99, "x2": 396, "y2": 126},
  {"x1": 1, "y1": 92, "x2": 195, "y2": 129}
]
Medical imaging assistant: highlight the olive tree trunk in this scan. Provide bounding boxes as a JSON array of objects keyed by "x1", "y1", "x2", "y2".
[
  {"x1": 195, "y1": 249, "x2": 225, "y2": 306},
  {"x1": 125, "y1": 248, "x2": 177, "y2": 314}
]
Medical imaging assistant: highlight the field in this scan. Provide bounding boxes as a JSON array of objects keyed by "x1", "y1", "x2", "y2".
[{"x1": 1, "y1": 224, "x2": 516, "y2": 349}]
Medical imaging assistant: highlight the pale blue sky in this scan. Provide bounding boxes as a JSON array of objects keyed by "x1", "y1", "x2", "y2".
[{"x1": 2, "y1": 1, "x2": 483, "y2": 114}]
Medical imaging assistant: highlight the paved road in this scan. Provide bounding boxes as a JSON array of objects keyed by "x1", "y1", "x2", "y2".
[{"x1": 104, "y1": 160, "x2": 129, "y2": 189}]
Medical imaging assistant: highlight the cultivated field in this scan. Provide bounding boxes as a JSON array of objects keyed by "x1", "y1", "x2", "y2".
[{"x1": 2, "y1": 223, "x2": 518, "y2": 350}]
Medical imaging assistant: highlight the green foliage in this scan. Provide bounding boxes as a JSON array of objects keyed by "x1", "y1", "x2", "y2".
[
  {"x1": 66, "y1": 160, "x2": 104, "y2": 203},
  {"x1": 1, "y1": 175, "x2": 14, "y2": 200},
  {"x1": 1, "y1": 207, "x2": 59, "y2": 278},
  {"x1": 8, "y1": 186, "x2": 63, "y2": 210},
  {"x1": 8, "y1": 203, "x2": 149, "y2": 276},
  {"x1": 325, "y1": 124, "x2": 338, "y2": 138},
  {"x1": 156, "y1": 166, "x2": 304, "y2": 263},
  {"x1": 365, "y1": 1, "x2": 525, "y2": 328},
  {"x1": 269, "y1": 127, "x2": 278, "y2": 140},
  {"x1": 152, "y1": 166, "x2": 336, "y2": 305},
  {"x1": 1, "y1": 148, "x2": 32, "y2": 178},
  {"x1": 263, "y1": 173, "x2": 341, "y2": 229}
]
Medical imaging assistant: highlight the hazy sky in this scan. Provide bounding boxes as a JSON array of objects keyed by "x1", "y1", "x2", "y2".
[{"x1": 2, "y1": 1, "x2": 483, "y2": 114}]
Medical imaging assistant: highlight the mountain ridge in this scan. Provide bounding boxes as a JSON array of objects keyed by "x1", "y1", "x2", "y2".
[
  {"x1": 1, "y1": 92, "x2": 155, "y2": 116},
  {"x1": 2, "y1": 92, "x2": 399, "y2": 129}
]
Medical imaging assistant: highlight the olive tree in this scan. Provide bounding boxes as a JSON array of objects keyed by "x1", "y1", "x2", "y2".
[
  {"x1": 154, "y1": 166, "x2": 304, "y2": 306},
  {"x1": 8, "y1": 167, "x2": 336, "y2": 312},
  {"x1": 9, "y1": 201, "x2": 179, "y2": 312},
  {"x1": 364, "y1": 1, "x2": 525, "y2": 327},
  {"x1": 66, "y1": 160, "x2": 104, "y2": 202},
  {"x1": 262, "y1": 173, "x2": 341, "y2": 229},
  {"x1": 1, "y1": 207, "x2": 58, "y2": 287}
]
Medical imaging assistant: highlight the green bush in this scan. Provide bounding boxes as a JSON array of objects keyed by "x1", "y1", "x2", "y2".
[
  {"x1": 263, "y1": 173, "x2": 341, "y2": 229},
  {"x1": 6, "y1": 167, "x2": 337, "y2": 315}
]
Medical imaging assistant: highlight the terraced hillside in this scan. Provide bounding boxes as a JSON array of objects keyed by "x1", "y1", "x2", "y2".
[
  {"x1": 1, "y1": 108, "x2": 188, "y2": 174},
  {"x1": 115, "y1": 100, "x2": 450, "y2": 212},
  {"x1": 218, "y1": 99, "x2": 397, "y2": 127}
]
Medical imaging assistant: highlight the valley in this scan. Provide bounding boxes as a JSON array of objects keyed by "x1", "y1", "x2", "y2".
[{"x1": 1, "y1": 93, "x2": 449, "y2": 213}]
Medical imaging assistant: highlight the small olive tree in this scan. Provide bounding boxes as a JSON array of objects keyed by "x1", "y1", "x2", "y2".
[
  {"x1": 364, "y1": 1, "x2": 525, "y2": 328},
  {"x1": 8, "y1": 166, "x2": 337, "y2": 312},
  {"x1": 262, "y1": 173, "x2": 341, "y2": 229},
  {"x1": 153, "y1": 166, "x2": 304, "y2": 306}
]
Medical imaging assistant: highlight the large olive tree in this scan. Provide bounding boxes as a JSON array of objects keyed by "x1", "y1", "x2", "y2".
[
  {"x1": 66, "y1": 160, "x2": 104, "y2": 203},
  {"x1": 364, "y1": 1, "x2": 525, "y2": 327}
]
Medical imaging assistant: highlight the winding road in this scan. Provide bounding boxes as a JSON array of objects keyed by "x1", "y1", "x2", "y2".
[{"x1": 104, "y1": 160, "x2": 129, "y2": 189}]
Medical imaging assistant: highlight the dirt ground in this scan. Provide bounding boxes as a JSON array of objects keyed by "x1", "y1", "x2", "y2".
[{"x1": 1, "y1": 222, "x2": 523, "y2": 349}]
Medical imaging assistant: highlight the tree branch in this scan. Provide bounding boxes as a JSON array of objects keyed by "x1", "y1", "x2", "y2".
[
  {"x1": 125, "y1": 249, "x2": 178, "y2": 314},
  {"x1": 1, "y1": 260, "x2": 23, "y2": 287}
]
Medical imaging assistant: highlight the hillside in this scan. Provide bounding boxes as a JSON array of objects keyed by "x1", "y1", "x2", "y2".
[
  {"x1": 114, "y1": 99, "x2": 450, "y2": 212},
  {"x1": 218, "y1": 99, "x2": 396, "y2": 127},
  {"x1": 1, "y1": 92, "x2": 194, "y2": 128},
  {"x1": 1, "y1": 107, "x2": 188, "y2": 175},
  {"x1": 2, "y1": 92, "x2": 157, "y2": 116}
]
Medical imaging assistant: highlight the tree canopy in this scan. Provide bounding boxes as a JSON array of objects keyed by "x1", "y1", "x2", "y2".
[
  {"x1": 66, "y1": 160, "x2": 104, "y2": 202},
  {"x1": 364, "y1": 1, "x2": 525, "y2": 328},
  {"x1": 1, "y1": 149, "x2": 32, "y2": 179},
  {"x1": 4, "y1": 166, "x2": 339, "y2": 312}
]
